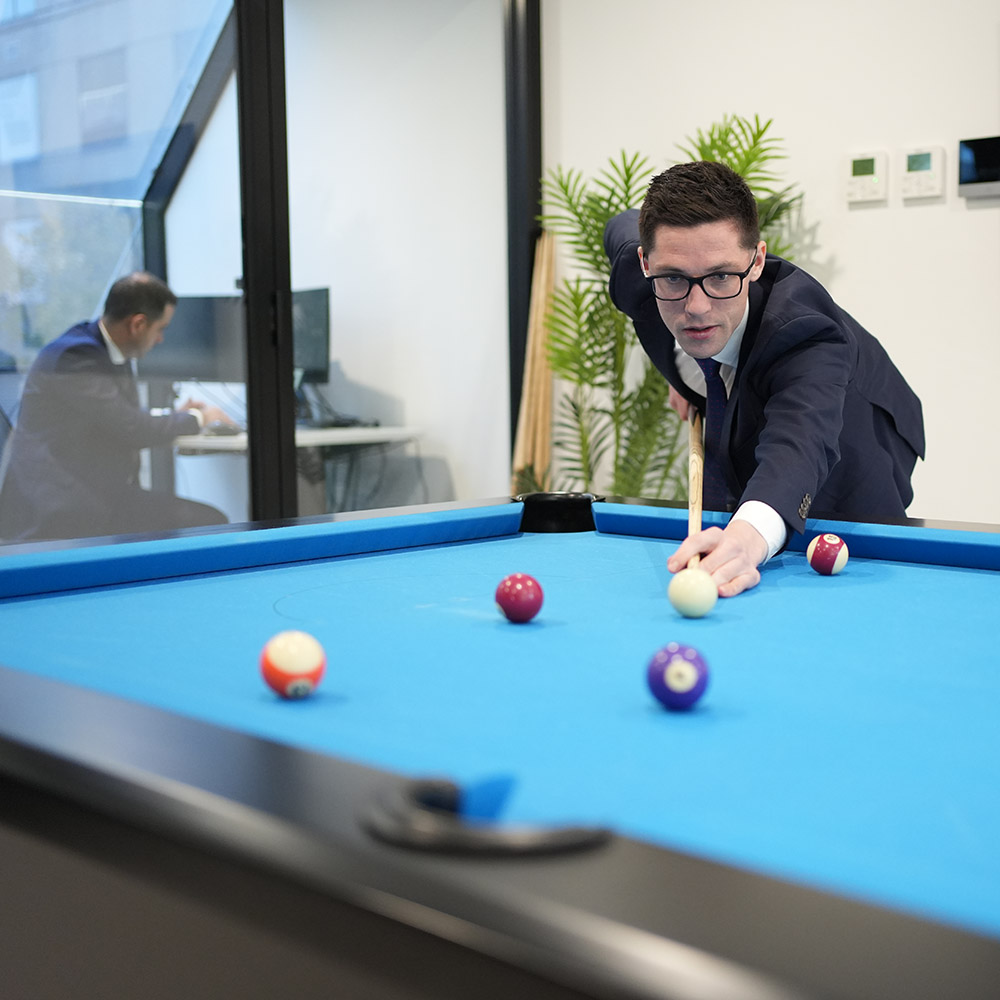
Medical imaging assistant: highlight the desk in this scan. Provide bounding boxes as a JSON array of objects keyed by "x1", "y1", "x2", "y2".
[
  {"x1": 0, "y1": 496, "x2": 999, "y2": 999},
  {"x1": 173, "y1": 424, "x2": 420, "y2": 454},
  {"x1": 174, "y1": 424, "x2": 421, "y2": 514}
]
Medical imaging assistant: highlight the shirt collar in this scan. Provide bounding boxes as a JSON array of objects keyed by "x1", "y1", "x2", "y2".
[
  {"x1": 98, "y1": 319, "x2": 128, "y2": 365},
  {"x1": 712, "y1": 301, "x2": 749, "y2": 369}
]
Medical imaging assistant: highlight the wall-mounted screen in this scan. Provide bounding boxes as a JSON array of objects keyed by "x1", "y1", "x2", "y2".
[
  {"x1": 137, "y1": 288, "x2": 331, "y2": 383},
  {"x1": 958, "y1": 136, "x2": 1000, "y2": 197},
  {"x1": 291, "y1": 288, "x2": 331, "y2": 384}
]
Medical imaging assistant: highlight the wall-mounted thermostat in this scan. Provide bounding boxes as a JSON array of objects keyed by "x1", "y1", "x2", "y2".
[
  {"x1": 901, "y1": 147, "x2": 945, "y2": 199},
  {"x1": 847, "y1": 151, "x2": 888, "y2": 203}
]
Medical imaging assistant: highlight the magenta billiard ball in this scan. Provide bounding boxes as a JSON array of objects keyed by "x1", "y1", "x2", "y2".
[
  {"x1": 495, "y1": 573, "x2": 543, "y2": 623},
  {"x1": 807, "y1": 533, "x2": 849, "y2": 575},
  {"x1": 647, "y1": 642, "x2": 709, "y2": 711}
]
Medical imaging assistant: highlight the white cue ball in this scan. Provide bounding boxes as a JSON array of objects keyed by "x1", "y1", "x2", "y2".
[{"x1": 667, "y1": 568, "x2": 718, "y2": 618}]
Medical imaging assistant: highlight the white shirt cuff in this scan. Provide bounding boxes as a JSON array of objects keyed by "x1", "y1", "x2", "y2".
[
  {"x1": 730, "y1": 500, "x2": 789, "y2": 564},
  {"x1": 185, "y1": 407, "x2": 205, "y2": 429}
]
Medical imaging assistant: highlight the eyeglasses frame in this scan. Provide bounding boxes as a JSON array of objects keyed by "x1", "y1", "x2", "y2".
[{"x1": 644, "y1": 247, "x2": 760, "y2": 302}]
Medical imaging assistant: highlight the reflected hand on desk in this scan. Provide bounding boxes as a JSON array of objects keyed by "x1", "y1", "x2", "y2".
[
  {"x1": 203, "y1": 420, "x2": 243, "y2": 437},
  {"x1": 178, "y1": 399, "x2": 239, "y2": 432}
]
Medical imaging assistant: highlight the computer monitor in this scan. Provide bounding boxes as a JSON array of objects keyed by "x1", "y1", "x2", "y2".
[
  {"x1": 137, "y1": 295, "x2": 245, "y2": 382},
  {"x1": 291, "y1": 288, "x2": 331, "y2": 384},
  {"x1": 137, "y1": 289, "x2": 330, "y2": 384}
]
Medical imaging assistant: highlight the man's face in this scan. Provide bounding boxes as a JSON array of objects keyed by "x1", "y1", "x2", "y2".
[
  {"x1": 638, "y1": 221, "x2": 764, "y2": 359},
  {"x1": 126, "y1": 304, "x2": 174, "y2": 359}
]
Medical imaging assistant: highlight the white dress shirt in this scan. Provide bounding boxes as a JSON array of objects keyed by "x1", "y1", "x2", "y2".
[{"x1": 98, "y1": 320, "x2": 203, "y2": 428}]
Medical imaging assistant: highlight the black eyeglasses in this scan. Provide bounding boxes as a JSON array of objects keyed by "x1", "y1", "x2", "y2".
[{"x1": 645, "y1": 249, "x2": 758, "y2": 301}]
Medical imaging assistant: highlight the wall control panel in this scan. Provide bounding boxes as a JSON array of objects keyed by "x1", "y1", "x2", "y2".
[
  {"x1": 847, "y1": 151, "x2": 888, "y2": 203},
  {"x1": 901, "y1": 146, "x2": 945, "y2": 199}
]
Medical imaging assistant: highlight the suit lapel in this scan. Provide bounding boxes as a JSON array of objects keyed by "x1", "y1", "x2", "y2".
[
  {"x1": 87, "y1": 321, "x2": 139, "y2": 406},
  {"x1": 716, "y1": 283, "x2": 767, "y2": 491}
]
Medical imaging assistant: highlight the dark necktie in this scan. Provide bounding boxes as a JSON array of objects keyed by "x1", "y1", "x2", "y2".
[
  {"x1": 695, "y1": 357, "x2": 728, "y2": 510},
  {"x1": 116, "y1": 362, "x2": 141, "y2": 483},
  {"x1": 117, "y1": 362, "x2": 139, "y2": 407}
]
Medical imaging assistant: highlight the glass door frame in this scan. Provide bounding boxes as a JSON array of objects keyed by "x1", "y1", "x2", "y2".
[
  {"x1": 140, "y1": 1, "x2": 296, "y2": 522},
  {"x1": 140, "y1": 0, "x2": 541, "y2": 523}
]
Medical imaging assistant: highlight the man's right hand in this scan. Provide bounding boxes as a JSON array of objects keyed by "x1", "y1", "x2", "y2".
[
  {"x1": 197, "y1": 406, "x2": 235, "y2": 426},
  {"x1": 666, "y1": 519, "x2": 769, "y2": 598},
  {"x1": 177, "y1": 399, "x2": 236, "y2": 428}
]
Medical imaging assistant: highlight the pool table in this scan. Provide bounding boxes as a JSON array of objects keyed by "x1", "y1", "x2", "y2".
[{"x1": 1, "y1": 493, "x2": 999, "y2": 1000}]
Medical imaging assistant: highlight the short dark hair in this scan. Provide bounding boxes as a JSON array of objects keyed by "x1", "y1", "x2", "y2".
[
  {"x1": 102, "y1": 272, "x2": 177, "y2": 323},
  {"x1": 638, "y1": 161, "x2": 760, "y2": 252}
]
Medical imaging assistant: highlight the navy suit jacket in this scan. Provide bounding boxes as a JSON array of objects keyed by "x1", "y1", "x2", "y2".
[
  {"x1": 0, "y1": 321, "x2": 199, "y2": 541},
  {"x1": 605, "y1": 211, "x2": 925, "y2": 532}
]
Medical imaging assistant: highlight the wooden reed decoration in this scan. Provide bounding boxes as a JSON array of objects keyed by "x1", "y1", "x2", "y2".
[{"x1": 511, "y1": 230, "x2": 556, "y2": 493}]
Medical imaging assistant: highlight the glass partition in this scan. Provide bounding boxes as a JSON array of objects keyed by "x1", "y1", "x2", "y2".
[
  {"x1": 281, "y1": 0, "x2": 510, "y2": 515},
  {"x1": 0, "y1": 0, "x2": 242, "y2": 545}
]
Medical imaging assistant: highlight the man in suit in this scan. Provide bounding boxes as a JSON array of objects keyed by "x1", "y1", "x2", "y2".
[
  {"x1": 0, "y1": 272, "x2": 234, "y2": 542},
  {"x1": 605, "y1": 161, "x2": 924, "y2": 597}
]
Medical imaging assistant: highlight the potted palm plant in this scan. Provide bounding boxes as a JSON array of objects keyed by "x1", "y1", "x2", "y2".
[{"x1": 520, "y1": 114, "x2": 800, "y2": 499}]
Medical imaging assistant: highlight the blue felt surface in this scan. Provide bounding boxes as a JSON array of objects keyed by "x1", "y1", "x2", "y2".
[{"x1": 1, "y1": 507, "x2": 999, "y2": 940}]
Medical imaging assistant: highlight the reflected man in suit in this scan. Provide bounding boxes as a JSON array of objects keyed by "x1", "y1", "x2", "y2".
[{"x1": 0, "y1": 272, "x2": 235, "y2": 542}]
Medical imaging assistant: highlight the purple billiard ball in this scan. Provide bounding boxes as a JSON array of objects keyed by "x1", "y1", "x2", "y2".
[{"x1": 646, "y1": 643, "x2": 709, "y2": 711}]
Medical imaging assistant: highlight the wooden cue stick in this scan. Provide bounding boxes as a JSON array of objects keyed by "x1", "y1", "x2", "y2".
[{"x1": 687, "y1": 411, "x2": 704, "y2": 569}]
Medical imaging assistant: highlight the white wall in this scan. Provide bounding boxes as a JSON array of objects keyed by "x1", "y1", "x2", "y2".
[
  {"x1": 283, "y1": 0, "x2": 510, "y2": 503},
  {"x1": 165, "y1": 75, "x2": 243, "y2": 296},
  {"x1": 541, "y1": 0, "x2": 1000, "y2": 524}
]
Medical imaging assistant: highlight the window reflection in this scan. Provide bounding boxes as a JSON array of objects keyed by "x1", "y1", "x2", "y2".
[{"x1": 0, "y1": 0, "x2": 235, "y2": 545}]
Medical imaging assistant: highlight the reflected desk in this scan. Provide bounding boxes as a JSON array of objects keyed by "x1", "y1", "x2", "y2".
[
  {"x1": 174, "y1": 424, "x2": 421, "y2": 512},
  {"x1": 174, "y1": 425, "x2": 421, "y2": 454},
  {"x1": 0, "y1": 496, "x2": 999, "y2": 999}
]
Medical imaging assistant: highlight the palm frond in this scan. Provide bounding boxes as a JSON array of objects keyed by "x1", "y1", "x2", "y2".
[
  {"x1": 593, "y1": 150, "x2": 654, "y2": 215},
  {"x1": 545, "y1": 278, "x2": 615, "y2": 387},
  {"x1": 540, "y1": 167, "x2": 607, "y2": 275},
  {"x1": 513, "y1": 463, "x2": 551, "y2": 494},
  {"x1": 611, "y1": 363, "x2": 685, "y2": 498},
  {"x1": 552, "y1": 390, "x2": 612, "y2": 492},
  {"x1": 540, "y1": 152, "x2": 653, "y2": 277},
  {"x1": 677, "y1": 113, "x2": 800, "y2": 262}
]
